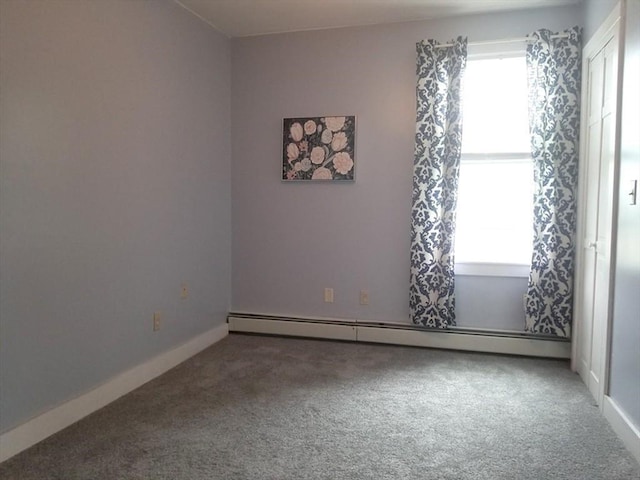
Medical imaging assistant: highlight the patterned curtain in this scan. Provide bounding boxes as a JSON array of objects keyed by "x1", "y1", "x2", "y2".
[
  {"x1": 524, "y1": 27, "x2": 582, "y2": 337},
  {"x1": 410, "y1": 38, "x2": 467, "y2": 328}
]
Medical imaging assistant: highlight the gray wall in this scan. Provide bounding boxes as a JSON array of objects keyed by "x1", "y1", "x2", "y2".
[
  {"x1": 0, "y1": 0, "x2": 231, "y2": 432},
  {"x1": 608, "y1": 0, "x2": 640, "y2": 432},
  {"x1": 583, "y1": 0, "x2": 619, "y2": 39},
  {"x1": 230, "y1": 5, "x2": 582, "y2": 329}
]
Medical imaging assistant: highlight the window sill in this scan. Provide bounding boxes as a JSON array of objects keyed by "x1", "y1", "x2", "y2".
[{"x1": 455, "y1": 262, "x2": 530, "y2": 278}]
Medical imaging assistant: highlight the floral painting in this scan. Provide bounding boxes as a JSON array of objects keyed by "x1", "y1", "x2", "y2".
[{"x1": 282, "y1": 116, "x2": 355, "y2": 181}]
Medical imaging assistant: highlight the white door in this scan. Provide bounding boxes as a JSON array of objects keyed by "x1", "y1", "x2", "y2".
[{"x1": 576, "y1": 24, "x2": 620, "y2": 406}]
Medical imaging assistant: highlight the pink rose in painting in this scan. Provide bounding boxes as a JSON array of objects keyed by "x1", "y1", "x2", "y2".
[
  {"x1": 286, "y1": 142, "x2": 300, "y2": 162},
  {"x1": 310, "y1": 146, "x2": 325, "y2": 165},
  {"x1": 325, "y1": 116, "x2": 346, "y2": 132},
  {"x1": 331, "y1": 131, "x2": 348, "y2": 152},
  {"x1": 321, "y1": 129, "x2": 333, "y2": 144},
  {"x1": 312, "y1": 167, "x2": 333, "y2": 180},
  {"x1": 289, "y1": 122, "x2": 303, "y2": 142},
  {"x1": 290, "y1": 122, "x2": 304, "y2": 141},
  {"x1": 293, "y1": 162, "x2": 302, "y2": 172},
  {"x1": 333, "y1": 152, "x2": 353, "y2": 175},
  {"x1": 304, "y1": 120, "x2": 317, "y2": 135}
]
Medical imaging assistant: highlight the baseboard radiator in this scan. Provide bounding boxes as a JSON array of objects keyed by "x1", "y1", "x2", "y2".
[{"x1": 227, "y1": 313, "x2": 571, "y2": 359}]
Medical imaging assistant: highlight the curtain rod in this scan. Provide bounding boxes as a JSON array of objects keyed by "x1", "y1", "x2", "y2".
[{"x1": 434, "y1": 33, "x2": 569, "y2": 49}]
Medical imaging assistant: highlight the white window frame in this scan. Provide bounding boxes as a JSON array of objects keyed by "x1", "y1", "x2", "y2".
[{"x1": 455, "y1": 41, "x2": 532, "y2": 278}]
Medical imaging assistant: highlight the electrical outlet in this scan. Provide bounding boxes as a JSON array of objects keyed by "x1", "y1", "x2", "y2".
[
  {"x1": 153, "y1": 312, "x2": 161, "y2": 331},
  {"x1": 181, "y1": 283, "x2": 188, "y2": 299},
  {"x1": 324, "y1": 287, "x2": 334, "y2": 303},
  {"x1": 359, "y1": 290, "x2": 369, "y2": 305}
]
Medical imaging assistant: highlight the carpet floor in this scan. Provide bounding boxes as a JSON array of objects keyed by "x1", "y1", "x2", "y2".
[{"x1": 1, "y1": 333, "x2": 638, "y2": 479}]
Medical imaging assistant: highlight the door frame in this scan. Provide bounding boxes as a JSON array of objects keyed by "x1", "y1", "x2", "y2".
[{"x1": 572, "y1": 0, "x2": 625, "y2": 407}]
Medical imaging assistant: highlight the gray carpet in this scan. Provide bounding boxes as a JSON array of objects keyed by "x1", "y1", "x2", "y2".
[{"x1": 1, "y1": 333, "x2": 638, "y2": 479}]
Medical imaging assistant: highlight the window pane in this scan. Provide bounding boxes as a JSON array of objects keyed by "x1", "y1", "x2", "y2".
[
  {"x1": 454, "y1": 159, "x2": 533, "y2": 265},
  {"x1": 461, "y1": 57, "x2": 530, "y2": 154}
]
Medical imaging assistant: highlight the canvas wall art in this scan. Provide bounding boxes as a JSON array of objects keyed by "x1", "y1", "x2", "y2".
[{"x1": 282, "y1": 116, "x2": 355, "y2": 181}]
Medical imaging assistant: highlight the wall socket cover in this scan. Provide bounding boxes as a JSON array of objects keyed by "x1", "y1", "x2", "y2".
[
  {"x1": 153, "y1": 312, "x2": 161, "y2": 331},
  {"x1": 324, "y1": 288, "x2": 334, "y2": 303},
  {"x1": 360, "y1": 290, "x2": 369, "y2": 305}
]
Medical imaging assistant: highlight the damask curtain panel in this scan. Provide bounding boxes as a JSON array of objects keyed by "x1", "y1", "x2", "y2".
[
  {"x1": 524, "y1": 26, "x2": 582, "y2": 337},
  {"x1": 410, "y1": 38, "x2": 467, "y2": 328}
]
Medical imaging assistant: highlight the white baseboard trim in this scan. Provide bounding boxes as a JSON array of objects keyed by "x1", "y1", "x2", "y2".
[
  {"x1": 603, "y1": 395, "x2": 640, "y2": 464},
  {"x1": 229, "y1": 317, "x2": 356, "y2": 340},
  {"x1": 227, "y1": 314, "x2": 570, "y2": 359},
  {"x1": 358, "y1": 326, "x2": 570, "y2": 357},
  {"x1": 0, "y1": 323, "x2": 228, "y2": 463}
]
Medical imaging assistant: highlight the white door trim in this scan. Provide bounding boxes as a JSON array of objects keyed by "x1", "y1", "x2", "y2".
[{"x1": 572, "y1": 1, "x2": 625, "y2": 408}]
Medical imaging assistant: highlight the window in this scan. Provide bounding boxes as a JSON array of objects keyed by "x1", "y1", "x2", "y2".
[{"x1": 454, "y1": 51, "x2": 533, "y2": 276}]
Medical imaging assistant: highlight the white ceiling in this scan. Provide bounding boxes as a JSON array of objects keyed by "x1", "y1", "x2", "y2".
[{"x1": 174, "y1": 0, "x2": 581, "y2": 38}]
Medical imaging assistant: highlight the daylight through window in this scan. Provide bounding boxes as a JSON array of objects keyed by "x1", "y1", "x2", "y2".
[{"x1": 454, "y1": 55, "x2": 533, "y2": 270}]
